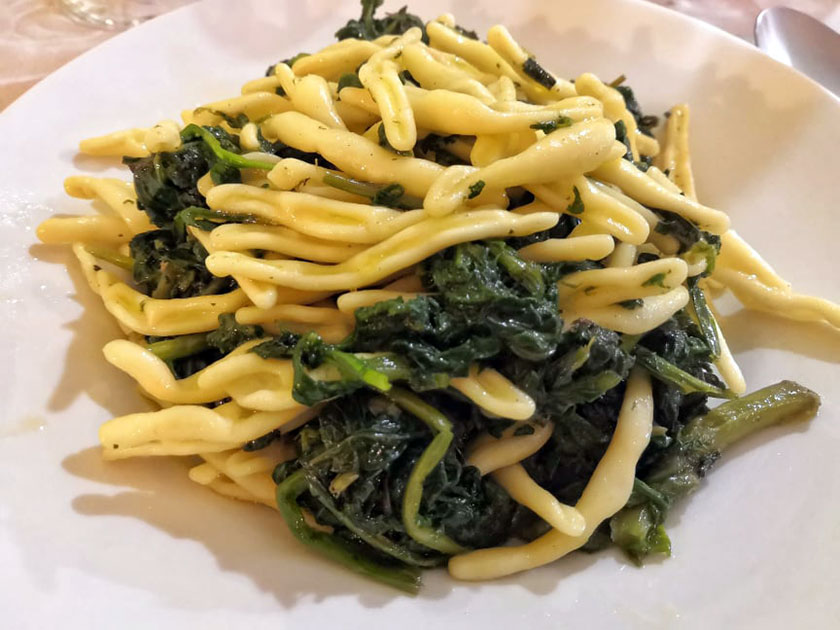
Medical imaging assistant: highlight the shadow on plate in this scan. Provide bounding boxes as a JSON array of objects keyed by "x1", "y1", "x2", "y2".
[
  {"x1": 59, "y1": 444, "x2": 625, "y2": 605},
  {"x1": 29, "y1": 243, "x2": 153, "y2": 418},
  {"x1": 71, "y1": 152, "x2": 125, "y2": 173},
  {"x1": 718, "y1": 309, "x2": 840, "y2": 363},
  {"x1": 61, "y1": 447, "x2": 454, "y2": 608}
]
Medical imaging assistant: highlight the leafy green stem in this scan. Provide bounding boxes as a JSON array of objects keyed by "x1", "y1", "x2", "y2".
[
  {"x1": 303, "y1": 472, "x2": 444, "y2": 568},
  {"x1": 687, "y1": 277, "x2": 720, "y2": 358},
  {"x1": 634, "y1": 346, "x2": 734, "y2": 399},
  {"x1": 173, "y1": 206, "x2": 259, "y2": 236},
  {"x1": 386, "y1": 387, "x2": 466, "y2": 555},
  {"x1": 84, "y1": 246, "x2": 134, "y2": 271},
  {"x1": 146, "y1": 334, "x2": 210, "y2": 362},
  {"x1": 180, "y1": 124, "x2": 276, "y2": 171},
  {"x1": 610, "y1": 380, "x2": 820, "y2": 561},
  {"x1": 321, "y1": 172, "x2": 423, "y2": 209}
]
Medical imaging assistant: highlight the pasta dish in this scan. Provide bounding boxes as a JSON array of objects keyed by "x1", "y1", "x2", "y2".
[{"x1": 35, "y1": 0, "x2": 837, "y2": 594}]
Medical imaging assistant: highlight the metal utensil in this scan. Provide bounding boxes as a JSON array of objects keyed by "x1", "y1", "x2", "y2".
[{"x1": 755, "y1": 7, "x2": 840, "y2": 96}]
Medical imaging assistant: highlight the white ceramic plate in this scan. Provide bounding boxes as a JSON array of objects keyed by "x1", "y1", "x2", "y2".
[{"x1": 1, "y1": 1, "x2": 838, "y2": 627}]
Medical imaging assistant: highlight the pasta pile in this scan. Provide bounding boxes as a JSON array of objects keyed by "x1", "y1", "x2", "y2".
[{"x1": 36, "y1": 3, "x2": 837, "y2": 592}]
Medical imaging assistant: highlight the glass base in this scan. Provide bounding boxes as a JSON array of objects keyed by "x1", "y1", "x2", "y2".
[{"x1": 57, "y1": 0, "x2": 185, "y2": 30}]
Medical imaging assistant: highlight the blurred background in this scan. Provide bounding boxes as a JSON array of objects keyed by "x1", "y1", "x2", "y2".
[{"x1": 2, "y1": 0, "x2": 839, "y2": 110}]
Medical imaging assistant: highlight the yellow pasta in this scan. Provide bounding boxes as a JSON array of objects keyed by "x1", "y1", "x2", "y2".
[
  {"x1": 558, "y1": 257, "x2": 690, "y2": 308},
  {"x1": 341, "y1": 84, "x2": 603, "y2": 137},
  {"x1": 518, "y1": 235, "x2": 616, "y2": 263},
  {"x1": 359, "y1": 28, "x2": 422, "y2": 151},
  {"x1": 591, "y1": 158, "x2": 730, "y2": 233},
  {"x1": 530, "y1": 176, "x2": 652, "y2": 244},
  {"x1": 36, "y1": 215, "x2": 133, "y2": 245},
  {"x1": 210, "y1": 223, "x2": 366, "y2": 263},
  {"x1": 79, "y1": 127, "x2": 149, "y2": 157},
  {"x1": 450, "y1": 369, "x2": 652, "y2": 580},
  {"x1": 292, "y1": 38, "x2": 382, "y2": 81},
  {"x1": 64, "y1": 176, "x2": 154, "y2": 234},
  {"x1": 716, "y1": 230, "x2": 790, "y2": 290},
  {"x1": 575, "y1": 73, "x2": 643, "y2": 161},
  {"x1": 714, "y1": 268, "x2": 840, "y2": 328},
  {"x1": 487, "y1": 25, "x2": 577, "y2": 101},
  {"x1": 205, "y1": 209, "x2": 558, "y2": 291},
  {"x1": 235, "y1": 303, "x2": 354, "y2": 342},
  {"x1": 466, "y1": 422, "x2": 554, "y2": 476},
  {"x1": 193, "y1": 447, "x2": 294, "y2": 508},
  {"x1": 450, "y1": 366, "x2": 536, "y2": 420},
  {"x1": 656, "y1": 104, "x2": 695, "y2": 199},
  {"x1": 262, "y1": 111, "x2": 443, "y2": 197},
  {"x1": 274, "y1": 63, "x2": 347, "y2": 129},
  {"x1": 206, "y1": 184, "x2": 426, "y2": 244},
  {"x1": 73, "y1": 244, "x2": 250, "y2": 336},
  {"x1": 401, "y1": 43, "x2": 495, "y2": 103},
  {"x1": 190, "y1": 227, "x2": 279, "y2": 310},
  {"x1": 101, "y1": 402, "x2": 313, "y2": 460},
  {"x1": 424, "y1": 119, "x2": 623, "y2": 216},
  {"x1": 184, "y1": 92, "x2": 294, "y2": 127},
  {"x1": 492, "y1": 464, "x2": 586, "y2": 537},
  {"x1": 103, "y1": 339, "x2": 261, "y2": 405},
  {"x1": 566, "y1": 287, "x2": 691, "y2": 335},
  {"x1": 336, "y1": 290, "x2": 425, "y2": 314}
]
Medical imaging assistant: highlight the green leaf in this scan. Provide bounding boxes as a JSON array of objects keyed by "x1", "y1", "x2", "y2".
[
  {"x1": 180, "y1": 124, "x2": 276, "y2": 170},
  {"x1": 567, "y1": 186, "x2": 584, "y2": 214},
  {"x1": 467, "y1": 180, "x2": 485, "y2": 199},
  {"x1": 522, "y1": 57, "x2": 556, "y2": 89}
]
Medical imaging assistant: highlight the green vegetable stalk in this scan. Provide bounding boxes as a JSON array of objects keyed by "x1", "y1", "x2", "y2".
[
  {"x1": 687, "y1": 277, "x2": 720, "y2": 358},
  {"x1": 146, "y1": 333, "x2": 209, "y2": 361},
  {"x1": 180, "y1": 124, "x2": 276, "y2": 171},
  {"x1": 84, "y1": 246, "x2": 134, "y2": 271},
  {"x1": 322, "y1": 172, "x2": 423, "y2": 209},
  {"x1": 302, "y1": 473, "x2": 443, "y2": 568},
  {"x1": 386, "y1": 387, "x2": 465, "y2": 555},
  {"x1": 276, "y1": 470, "x2": 422, "y2": 594},
  {"x1": 610, "y1": 380, "x2": 820, "y2": 561},
  {"x1": 634, "y1": 346, "x2": 734, "y2": 399}
]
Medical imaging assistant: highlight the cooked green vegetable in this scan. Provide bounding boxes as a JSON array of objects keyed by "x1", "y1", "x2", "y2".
[
  {"x1": 180, "y1": 124, "x2": 276, "y2": 171},
  {"x1": 615, "y1": 83, "x2": 659, "y2": 136},
  {"x1": 146, "y1": 314, "x2": 264, "y2": 377},
  {"x1": 146, "y1": 333, "x2": 210, "y2": 362},
  {"x1": 687, "y1": 277, "x2": 720, "y2": 358},
  {"x1": 610, "y1": 381, "x2": 820, "y2": 561},
  {"x1": 337, "y1": 72, "x2": 364, "y2": 91},
  {"x1": 83, "y1": 245, "x2": 134, "y2": 271},
  {"x1": 415, "y1": 134, "x2": 468, "y2": 167},
  {"x1": 335, "y1": 0, "x2": 426, "y2": 42},
  {"x1": 124, "y1": 126, "x2": 238, "y2": 228},
  {"x1": 530, "y1": 116, "x2": 573, "y2": 134},
  {"x1": 467, "y1": 180, "x2": 485, "y2": 199},
  {"x1": 322, "y1": 172, "x2": 423, "y2": 209},
  {"x1": 254, "y1": 127, "x2": 333, "y2": 167},
  {"x1": 130, "y1": 229, "x2": 233, "y2": 299},
  {"x1": 654, "y1": 211, "x2": 722, "y2": 264},
  {"x1": 192, "y1": 108, "x2": 250, "y2": 129},
  {"x1": 567, "y1": 186, "x2": 584, "y2": 214},
  {"x1": 276, "y1": 470, "x2": 422, "y2": 594},
  {"x1": 522, "y1": 57, "x2": 556, "y2": 89},
  {"x1": 642, "y1": 272, "x2": 667, "y2": 288},
  {"x1": 635, "y1": 347, "x2": 734, "y2": 399},
  {"x1": 387, "y1": 388, "x2": 465, "y2": 554}
]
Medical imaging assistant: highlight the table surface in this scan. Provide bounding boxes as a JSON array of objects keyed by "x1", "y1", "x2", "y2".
[{"x1": 2, "y1": 0, "x2": 840, "y2": 112}]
